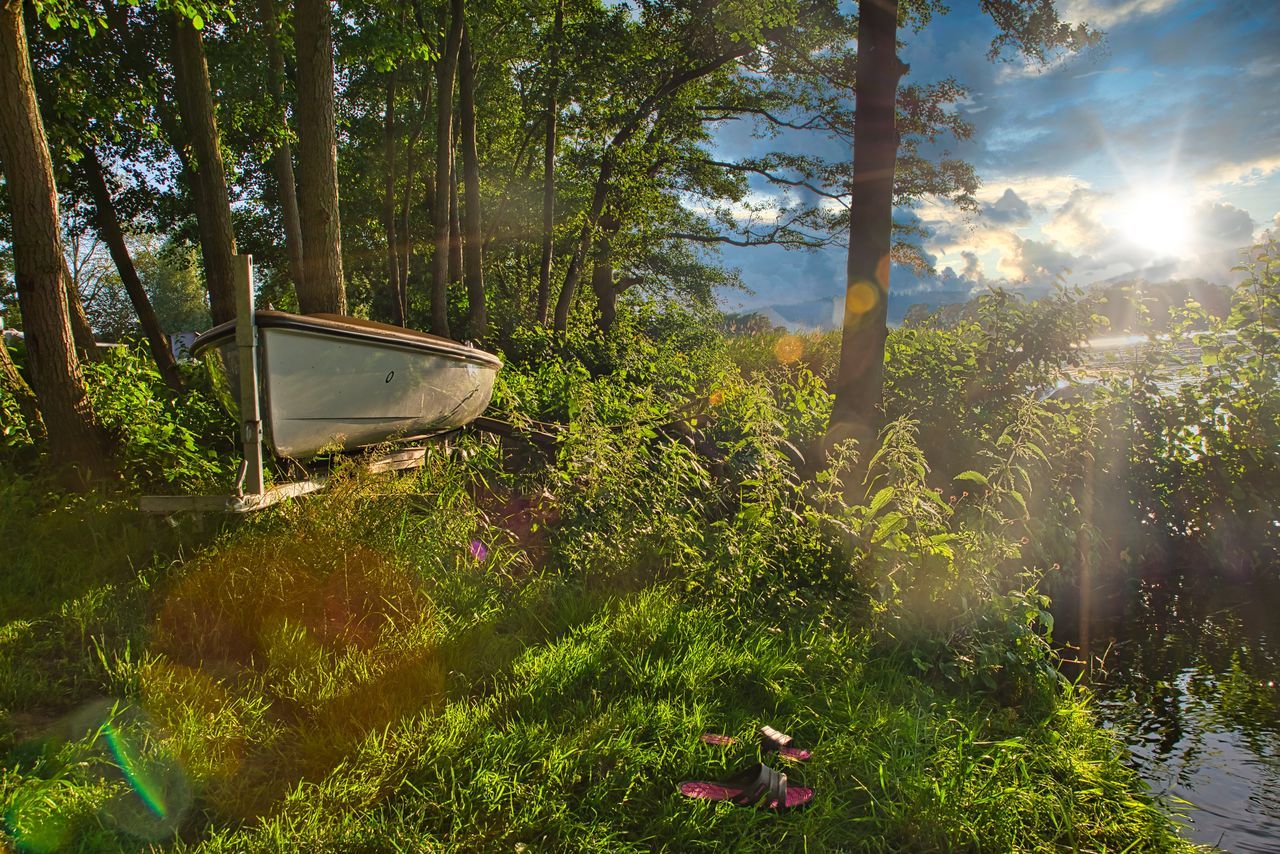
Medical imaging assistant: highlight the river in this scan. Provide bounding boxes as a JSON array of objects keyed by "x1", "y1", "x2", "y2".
[{"x1": 1063, "y1": 565, "x2": 1280, "y2": 851}]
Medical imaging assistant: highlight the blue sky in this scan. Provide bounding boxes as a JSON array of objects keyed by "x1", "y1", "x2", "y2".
[{"x1": 712, "y1": 0, "x2": 1280, "y2": 319}]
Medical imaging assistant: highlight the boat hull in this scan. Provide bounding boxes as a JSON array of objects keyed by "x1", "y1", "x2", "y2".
[{"x1": 195, "y1": 313, "x2": 500, "y2": 459}]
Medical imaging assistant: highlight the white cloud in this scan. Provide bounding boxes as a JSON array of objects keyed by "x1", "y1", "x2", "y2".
[
  {"x1": 1061, "y1": 0, "x2": 1182, "y2": 29},
  {"x1": 919, "y1": 181, "x2": 1256, "y2": 290},
  {"x1": 982, "y1": 188, "x2": 1033, "y2": 224},
  {"x1": 1201, "y1": 155, "x2": 1280, "y2": 187},
  {"x1": 1042, "y1": 187, "x2": 1114, "y2": 253},
  {"x1": 978, "y1": 174, "x2": 1088, "y2": 209}
]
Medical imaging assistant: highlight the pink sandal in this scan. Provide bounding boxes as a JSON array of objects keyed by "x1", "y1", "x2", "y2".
[
  {"x1": 699, "y1": 725, "x2": 813, "y2": 762},
  {"x1": 679, "y1": 761, "x2": 813, "y2": 811}
]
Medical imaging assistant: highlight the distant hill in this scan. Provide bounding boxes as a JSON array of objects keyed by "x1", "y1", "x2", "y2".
[{"x1": 744, "y1": 286, "x2": 976, "y2": 332}]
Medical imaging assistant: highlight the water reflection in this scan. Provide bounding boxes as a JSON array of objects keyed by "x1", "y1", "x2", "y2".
[{"x1": 1065, "y1": 568, "x2": 1280, "y2": 851}]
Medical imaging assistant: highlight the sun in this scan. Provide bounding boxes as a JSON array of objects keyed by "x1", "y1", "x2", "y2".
[{"x1": 1115, "y1": 187, "x2": 1194, "y2": 258}]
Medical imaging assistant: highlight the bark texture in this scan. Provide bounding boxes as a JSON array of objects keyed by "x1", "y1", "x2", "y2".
[
  {"x1": 448, "y1": 164, "x2": 463, "y2": 287},
  {"x1": 430, "y1": 0, "x2": 464, "y2": 336},
  {"x1": 829, "y1": 0, "x2": 904, "y2": 453},
  {"x1": 261, "y1": 0, "x2": 306, "y2": 299},
  {"x1": 535, "y1": 0, "x2": 562, "y2": 326},
  {"x1": 459, "y1": 27, "x2": 486, "y2": 340},
  {"x1": 397, "y1": 74, "x2": 431, "y2": 321},
  {"x1": 171, "y1": 14, "x2": 238, "y2": 324},
  {"x1": 591, "y1": 212, "x2": 627, "y2": 334},
  {"x1": 0, "y1": 0, "x2": 109, "y2": 477},
  {"x1": 81, "y1": 145, "x2": 185, "y2": 392},
  {"x1": 591, "y1": 229, "x2": 615, "y2": 334},
  {"x1": 294, "y1": 0, "x2": 347, "y2": 314}
]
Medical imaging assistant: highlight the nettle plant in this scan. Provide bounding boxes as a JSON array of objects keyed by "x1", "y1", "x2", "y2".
[{"x1": 811, "y1": 411, "x2": 1064, "y2": 701}]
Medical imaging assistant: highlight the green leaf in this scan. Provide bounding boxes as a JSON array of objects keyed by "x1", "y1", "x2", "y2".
[
  {"x1": 953, "y1": 470, "x2": 990, "y2": 488},
  {"x1": 871, "y1": 511, "x2": 907, "y2": 543},
  {"x1": 868, "y1": 486, "x2": 895, "y2": 516}
]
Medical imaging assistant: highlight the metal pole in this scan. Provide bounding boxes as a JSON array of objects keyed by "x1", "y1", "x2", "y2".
[{"x1": 233, "y1": 254, "x2": 265, "y2": 496}]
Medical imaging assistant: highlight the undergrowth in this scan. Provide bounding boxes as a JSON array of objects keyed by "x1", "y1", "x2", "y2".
[{"x1": 8, "y1": 247, "x2": 1274, "y2": 850}]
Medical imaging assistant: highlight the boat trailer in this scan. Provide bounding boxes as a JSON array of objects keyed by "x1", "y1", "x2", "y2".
[{"x1": 140, "y1": 255, "x2": 426, "y2": 514}]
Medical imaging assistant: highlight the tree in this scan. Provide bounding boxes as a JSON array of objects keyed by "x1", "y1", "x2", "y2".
[
  {"x1": 429, "y1": 0, "x2": 463, "y2": 336},
  {"x1": 261, "y1": 0, "x2": 306, "y2": 299},
  {"x1": 828, "y1": 0, "x2": 1097, "y2": 452},
  {"x1": 294, "y1": 0, "x2": 347, "y2": 314},
  {"x1": 0, "y1": 332, "x2": 44, "y2": 440},
  {"x1": 551, "y1": 42, "x2": 755, "y2": 334},
  {"x1": 828, "y1": 0, "x2": 901, "y2": 452},
  {"x1": 535, "y1": 0, "x2": 562, "y2": 326},
  {"x1": 171, "y1": 12, "x2": 239, "y2": 324},
  {"x1": 80, "y1": 144, "x2": 185, "y2": 391},
  {"x1": 0, "y1": 0, "x2": 109, "y2": 477},
  {"x1": 382, "y1": 69, "x2": 403, "y2": 324},
  {"x1": 458, "y1": 25, "x2": 485, "y2": 340}
]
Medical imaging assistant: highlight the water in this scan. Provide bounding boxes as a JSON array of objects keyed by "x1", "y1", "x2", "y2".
[{"x1": 1063, "y1": 567, "x2": 1280, "y2": 851}]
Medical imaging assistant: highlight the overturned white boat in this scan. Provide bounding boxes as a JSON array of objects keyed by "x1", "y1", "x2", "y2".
[{"x1": 193, "y1": 310, "x2": 502, "y2": 459}]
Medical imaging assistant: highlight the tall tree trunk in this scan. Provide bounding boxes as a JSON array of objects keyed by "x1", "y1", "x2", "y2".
[
  {"x1": 591, "y1": 225, "x2": 615, "y2": 335},
  {"x1": 0, "y1": 0, "x2": 109, "y2": 478},
  {"x1": 448, "y1": 161, "x2": 463, "y2": 288},
  {"x1": 535, "y1": 0, "x2": 562, "y2": 327},
  {"x1": 382, "y1": 70, "x2": 403, "y2": 324},
  {"x1": 81, "y1": 145, "x2": 185, "y2": 392},
  {"x1": 63, "y1": 268, "x2": 99, "y2": 362},
  {"x1": 552, "y1": 160, "x2": 612, "y2": 334},
  {"x1": 397, "y1": 73, "x2": 431, "y2": 323},
  {"x1": 293, "y1": 0, "x2": 347, "y2": 314},
  {"x1": 261, "y1": 0, "x2": 306, "y2": 299},
  {"x1": 1, "y1": 331, "x2": 44, "y2": 440},
  {"x1": 459, "y1": 27, "x2": 486, "y2": 340},
  {"x1": 828, "y1": 0, "x2": 903, "y2": 454},
  {"x1": 430, "y1": 0, "x2": 463, "y2": 336},
  {"x1": 171, "y1": 13, "x2": 238, "y2": 324}
]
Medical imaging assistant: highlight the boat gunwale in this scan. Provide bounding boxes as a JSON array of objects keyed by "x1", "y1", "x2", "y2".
[{"x1": 191, "y1": 311, "x2": 503, "y2": 369}]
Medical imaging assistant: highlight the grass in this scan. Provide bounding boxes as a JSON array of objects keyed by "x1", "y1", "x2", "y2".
[
  {"x1": 0, "y1": 440, "x2": 1192, "y2": 852},
  {"x1": 0, "y1": 314, "x2": 1223, "y2": 851}
]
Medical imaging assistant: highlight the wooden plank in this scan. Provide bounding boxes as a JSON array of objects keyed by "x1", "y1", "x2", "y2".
[
  {"x1": 365, "y1": 446, "x2": 427, "y2": 473},
  {"x1": 140, "y1": 478, "x2": 327, "y2": 515},
  {"x1": 470, "y1": 415, "x2": 557, "y2": 450}
]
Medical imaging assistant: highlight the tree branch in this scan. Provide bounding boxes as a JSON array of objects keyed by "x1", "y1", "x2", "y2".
[{"x1": 701, "y1": 158, "x2": 849, "y2": 206}]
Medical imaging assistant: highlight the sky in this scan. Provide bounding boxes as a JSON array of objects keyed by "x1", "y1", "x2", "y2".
[{"x1": 712, "y1": 0, "x2": 1280, "y2": 322}]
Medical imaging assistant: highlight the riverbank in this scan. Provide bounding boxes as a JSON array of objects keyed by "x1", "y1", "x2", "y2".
[{"x1": 1, "y1": 462, "x2": 1189, "y2": 851}]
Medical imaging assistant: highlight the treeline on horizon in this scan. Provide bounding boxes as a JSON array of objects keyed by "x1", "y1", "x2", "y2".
[{"x1": 722, "y1": 277, "x2": 1239, "y2": 336}]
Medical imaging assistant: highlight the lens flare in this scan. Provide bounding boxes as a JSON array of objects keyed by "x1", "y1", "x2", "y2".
[
  {"x1": 847, "y1": 281, "x2": 879, "y2": 316},
  {"x1": 773, "y1": 335, "x2": 804, "y2": 364},
  {"x1": 101, "y1": 723, "x2": 169, "y2": 820}
]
